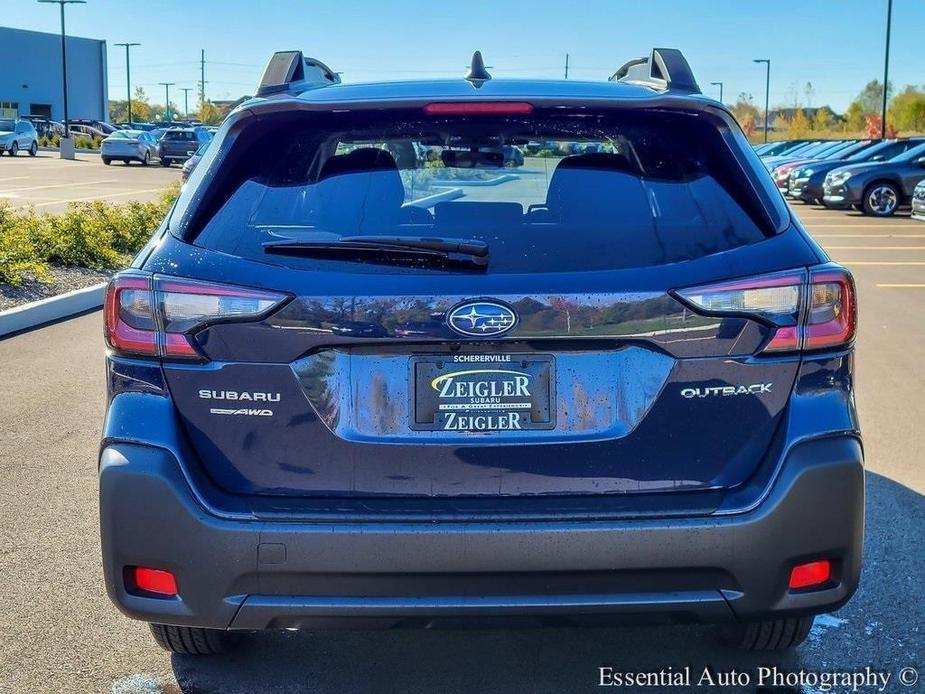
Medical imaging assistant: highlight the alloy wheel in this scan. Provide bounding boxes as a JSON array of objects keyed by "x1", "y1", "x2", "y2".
[{"x1": 867, "y1": 185, "x2": 898, "y2": 216}]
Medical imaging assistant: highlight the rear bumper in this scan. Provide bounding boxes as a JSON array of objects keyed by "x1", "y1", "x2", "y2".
[{"x1": 100, "y1": 436, "x2": 864, "y2": 630}]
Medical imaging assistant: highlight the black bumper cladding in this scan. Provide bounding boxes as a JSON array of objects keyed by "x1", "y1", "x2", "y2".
[{"x1": 99, "y1": 437, "x2": 863, "y2": 630}]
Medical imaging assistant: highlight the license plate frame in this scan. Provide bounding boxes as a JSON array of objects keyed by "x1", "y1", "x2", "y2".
[{"x1": 410, "y1": 354, "x2": 556, "y2": 432}]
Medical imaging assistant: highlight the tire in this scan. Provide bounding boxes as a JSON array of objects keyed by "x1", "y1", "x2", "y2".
[
  {"x1": 862, "y1": 182, "x2": 901, "y2": 216},
  {"x1": 141, "y1": 151, "x2": 150, "y2": 166},
  {"x1": 29, "y1": 141, "x2": 38, "y2": 157},
  {"x1": 149, "y1": 623, "x2": 234, "y2": 655},
  {"x1": 123, "y1": 159, "x2": 130, "y2": 165},
  {"x1": 718, "y1": 616, "x2": 814, "y2": 651},
  {"x1": 160, "y1": 157, "x2": 171, "y2": 167},
  {"x1": 9, "y1": 141, "x2": 18, "y2": 156},
  {"x1": 102, "y1": 157, "x2": 112, "y2": 165}
]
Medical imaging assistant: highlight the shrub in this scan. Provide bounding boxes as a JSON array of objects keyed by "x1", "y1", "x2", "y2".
[{"x1": 0, "y1": 181, "x2": 180, "y2": 286}]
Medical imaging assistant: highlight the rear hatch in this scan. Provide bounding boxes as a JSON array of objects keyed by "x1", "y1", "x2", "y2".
[{"x1": 141, "y1": 101, "x2": 820, "y2": 504}]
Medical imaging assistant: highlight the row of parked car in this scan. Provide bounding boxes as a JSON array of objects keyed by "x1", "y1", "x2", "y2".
[
  {"x1": 755, "y1": 137, "x2": 925, "y2": 218},
  {"x1": 0, "y1": 115, "x2": 212, "y2": 177},
  {"x1": 100, "y1": 126, "x2": 212, "y2": 172}
]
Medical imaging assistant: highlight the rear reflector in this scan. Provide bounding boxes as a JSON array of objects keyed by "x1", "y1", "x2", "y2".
[
  {"x1": 675, "y1": 264, "x2": 856, "y2": 354},
  {"x1": 104, "y1": 272, "x2": 289, "y2": 360},
  {"x1": 424, "y1": 102, "x2": 534, "y2": 116},
  {"x1": 789, "y1": 560, "x2": 832, "y2": 590},
  {"x1": 133, "y1": 567, "x2": 178, "y2": 596}
]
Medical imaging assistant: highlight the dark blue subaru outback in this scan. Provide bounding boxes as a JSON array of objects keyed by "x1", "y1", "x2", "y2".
[{"x1": 99, "y1": 49, "x2": 862, "y2": 655}]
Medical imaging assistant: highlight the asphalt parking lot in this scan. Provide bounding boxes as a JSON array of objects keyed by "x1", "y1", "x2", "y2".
[
  {"x1": 0, "y1": 194, "x2": 923, "y2": 692},
  {"x1": 0, "y1": 152, "x2": 180, "y2": 213}
]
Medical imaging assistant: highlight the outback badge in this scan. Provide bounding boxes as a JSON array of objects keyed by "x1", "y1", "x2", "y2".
[{"x1": 447, "y1": 301, "x2": 517, "y2": 337}]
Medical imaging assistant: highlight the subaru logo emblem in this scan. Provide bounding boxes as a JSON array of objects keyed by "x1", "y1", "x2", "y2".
[{"x1": 447, "y1": 301, "x2": 517, "y2": 337}]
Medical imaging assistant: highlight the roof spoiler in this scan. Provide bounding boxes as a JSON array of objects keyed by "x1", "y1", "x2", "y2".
[
  {"x1": 256, "y1": 50, "x2": 340, "y2": 97},
  {"x1": 609, "y1": 48, "x2": 700, "y2": 94}
]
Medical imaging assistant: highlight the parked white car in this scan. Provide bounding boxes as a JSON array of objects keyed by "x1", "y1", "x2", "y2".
[
  {"x1": 101, "y1": 130, "x2": 159, "y2": 166},
  {"x1": 0, "y1": 118, "x2": 38, "y2": 156}
]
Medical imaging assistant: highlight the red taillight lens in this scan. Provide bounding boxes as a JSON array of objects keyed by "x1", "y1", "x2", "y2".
[
  {"x1": 104, "y1": 274, "x2": 157, "y2": 357},
  {"x1": 803, "y1": 268, "x2": 856, "y2": 350},
  {"x1": 675, "y1": 264, "x2": 856, "y2": 354},
  {"x1": 104, "y1": 272, "x2": 288, "y2": 360},
  {"x1": 424, "y1": 102, "x2": 534, "y2": 116},
  {"x1": 133, "y1": 566, "x2": 178, "y2": 596},
  {"x1": 789, "y1": 559, "x2": 832, "y2": 590}
]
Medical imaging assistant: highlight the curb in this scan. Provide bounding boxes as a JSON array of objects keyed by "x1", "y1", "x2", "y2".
[
  {"x1": 429, "y1": 173, "x2": 518, "y2": 187},
  {"x1": 407, "y1": 186, "x2": 464, "y2": 208},
  {"x1": 0, "y1": 282, "x2": 106, "y2": 339}
]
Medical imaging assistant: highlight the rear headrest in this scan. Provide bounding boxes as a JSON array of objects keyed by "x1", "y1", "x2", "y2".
[
  {"x1": 319, "y1": 147, "x2": 400, "y2": 180},
  {"x1": 314, "y1": 147, "x2": 405, "y2": 232},
  {"x1": 554, "y1": 151, "x2": 635, "y2": 173}
]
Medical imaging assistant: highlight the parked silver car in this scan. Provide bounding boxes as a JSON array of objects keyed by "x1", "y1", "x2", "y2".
[
  {"x1": 101, "y1": 130, "x2": 159, "y2": 166},
  {"x1": 0, "y1": 118, "x2": 38, "y2": 156}
]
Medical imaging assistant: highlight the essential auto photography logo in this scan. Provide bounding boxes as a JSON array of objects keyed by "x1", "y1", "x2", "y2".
[{"x1": 596, "y1": 665, "x2": 916, "y2": 691}]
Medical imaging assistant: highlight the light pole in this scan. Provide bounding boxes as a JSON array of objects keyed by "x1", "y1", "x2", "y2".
[
  {"x1": 159, "y1": 82, "x2": 175, "y2": 122},
  {"x1": 710, "y1": 81, "x2": 724, "y2": 103},
  {"x1": 37, "y1": 0, "x2": 85, "y2": 159},
  {"x1": 881, "y1": 0, "x2": 893, "y2": 139},
  {"x1": 753, "y1": 59, "x2": 771, "y2": 143},
  {"x1": 180, "y1": 88, "x2": 192, "y2": 121},
  {"x1": 114, "y1": 42, "x2": 140, "y2": 126}
]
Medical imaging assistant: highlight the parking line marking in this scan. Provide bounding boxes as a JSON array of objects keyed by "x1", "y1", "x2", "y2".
[
  {"x1": 0, "y1": 179, "x2": 117, "y2": 194},
  {"x1": 812, "y1": 234, "x2": 925, "y2": 238},
  {"x1": 824, "y1": 246, "x2": 925, "y2": 250},
  {"x1": 841, "y1": 261, "x2": 925, "y2": 266},
  {"x1": 803, "y1": 224, "x2": 921, "y2": 228},
  {"x1": 27, "y1": 187, "x2": 168, "y2": 208},
  {"x1": 876, "y1": 284, "x2": 925, "y2": 288}
]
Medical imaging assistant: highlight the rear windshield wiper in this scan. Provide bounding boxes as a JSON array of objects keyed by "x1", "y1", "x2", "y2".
[{"x1": 263, "y1": 235, "x2": 489, "y2": 269}]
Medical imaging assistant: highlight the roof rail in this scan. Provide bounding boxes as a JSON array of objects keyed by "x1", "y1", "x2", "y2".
[
  {"x1": 256, "y1": 50, "x2": 340, "y2": 97},
  {"x1": 609, "y1": 48, "x2": 700, "y2": 94}
]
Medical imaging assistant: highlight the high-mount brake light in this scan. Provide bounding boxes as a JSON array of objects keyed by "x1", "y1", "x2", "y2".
[
  {"x1": 675, "y1": 264, "x2": 855, "y2": 354},
  {"x1": 424, "y1": 102, "x2": 534, "y2": 116},
  {"x1": 104, "y1": 273, "x2": 288, "y2": 360}
]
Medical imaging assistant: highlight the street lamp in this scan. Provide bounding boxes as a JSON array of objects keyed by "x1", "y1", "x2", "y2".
[
  {"x1": 881, "y1": 0, "x2": 893, "y2": 139},
  {"x1": 710, "y1": 81, "x2": 724, "y2": 104},
  {"x1": 114, "y1": 42, "x2": 140, "y2": 126},
  {"x1": 37, "y1": 0, "x2": 86, "y2": 159},
  {"x1": 158, "y1": 82, "x2": 176, "y2": 121},
  {"x1": 180, "y1": 87, "x2": 193, "y2": 121},
  {"x1": 753, "y1": 59, "x2": 771, "y2": 143}
]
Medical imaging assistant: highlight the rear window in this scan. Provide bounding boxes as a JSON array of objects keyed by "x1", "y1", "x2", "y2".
[
  {"x1": 165, "y1": 130, "x2": 196, "y2": 141},
  {"x1": 189, "y1": 108, "x2": 772, "y2": 273}
]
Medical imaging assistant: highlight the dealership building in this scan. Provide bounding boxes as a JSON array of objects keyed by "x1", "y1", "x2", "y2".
[{"x1": 0, "y1": 26, "x2": 108, "y2": 122}]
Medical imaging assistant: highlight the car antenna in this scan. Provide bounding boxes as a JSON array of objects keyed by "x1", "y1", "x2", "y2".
[{"x1": 465, "y1": 51, "x2": 491, "y2": 88}]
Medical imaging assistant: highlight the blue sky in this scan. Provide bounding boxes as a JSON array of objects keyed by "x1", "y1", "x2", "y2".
[{"x1": 5, "y1": 0, "x2": 922, "y2": 112}]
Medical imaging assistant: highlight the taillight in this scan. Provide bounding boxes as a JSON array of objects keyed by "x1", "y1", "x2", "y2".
[
  {"x1": 104, "y1": 272, "x2": 288, "y2": 360},
  {"x1": 675, "y1": 264, "x2": 855, "y2": 354},
  {"x1": 804, "y1": 268, "x2": 856, "y2": 350}
]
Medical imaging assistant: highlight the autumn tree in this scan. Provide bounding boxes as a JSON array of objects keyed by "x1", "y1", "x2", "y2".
[
  {"x1": 888, "y1": 86, "x2": 925, "y2": 133},
  {"x1": 813, "y1": 106, "x2": 834, "y2": 131}
]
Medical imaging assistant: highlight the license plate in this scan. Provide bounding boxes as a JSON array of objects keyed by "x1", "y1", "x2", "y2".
[{"x1": 411, "y1": 355, "x2": 555, "y2": 432}]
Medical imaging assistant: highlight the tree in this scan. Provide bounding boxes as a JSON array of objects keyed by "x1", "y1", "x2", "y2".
[
  {"x1": 888, "y1": 86, "x2": 925, "y2": 133},
  {"x1": 198, "y1": 101, "x2": 224, "y2": 125},
  {"x1": 730, "y1": 93, "x2": 759, "y2": 133},
  {"x1": 845, "y1": 101, "x2": 866, "y2": 131},
  {"x1": 846, "y1": 79, "x2": 892, "y2": 124},
  {"x1": 787, "y1": 109, "x2": 810, "y2": 137},
  {"x1": 108, "y1": 86, "x2": 155, "y2": 123},
  {"x1": 813, "y1": 106, "x2": 834, "y2": 131},
  {"x1": 803, "y1": 82, "x2": 816, "y2": 108}
]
